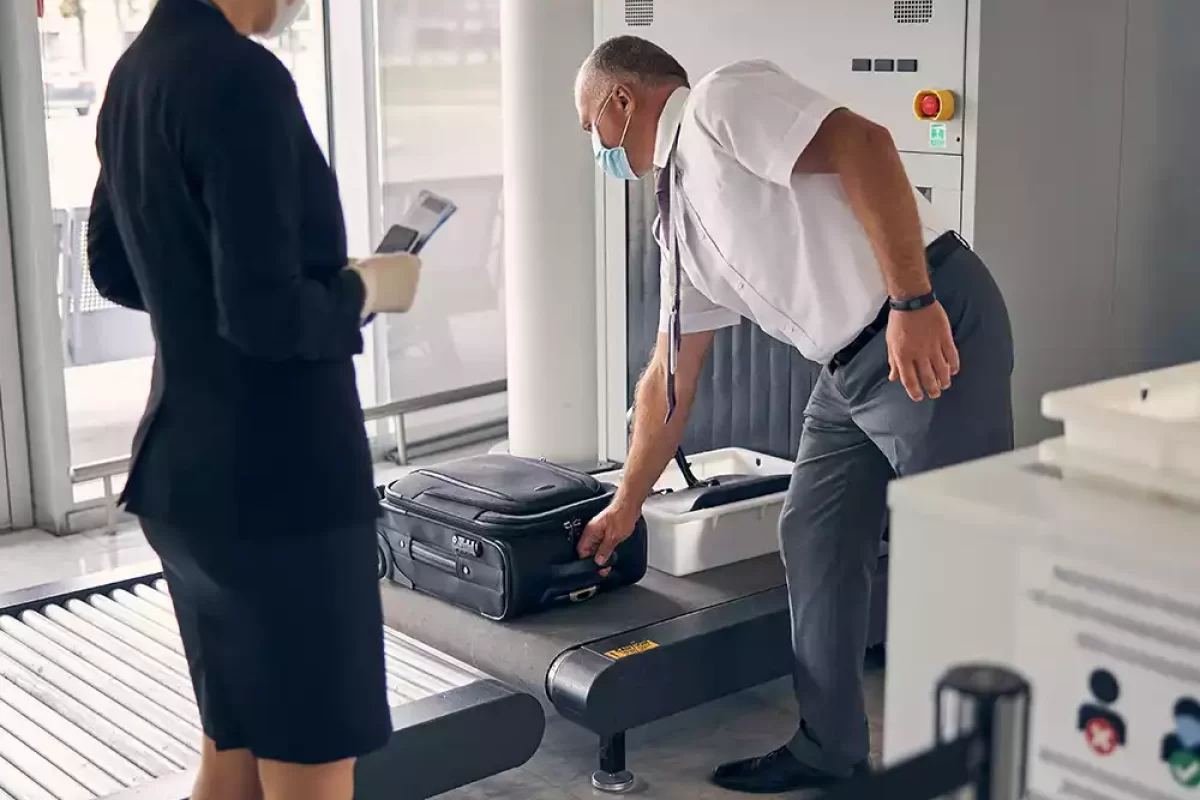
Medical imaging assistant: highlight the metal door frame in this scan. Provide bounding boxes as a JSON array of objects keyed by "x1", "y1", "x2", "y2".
[
  {"x1": 0, "y1": 0, "x2": 74, "y2": 532},
  {"x1": 0, "y1": 93, "x2": 34, "y2": 531}
]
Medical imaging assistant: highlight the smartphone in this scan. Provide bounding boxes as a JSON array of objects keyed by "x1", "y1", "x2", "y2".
[{"x1": 376, "y1": 224, "x2": 420, "y2": 255}]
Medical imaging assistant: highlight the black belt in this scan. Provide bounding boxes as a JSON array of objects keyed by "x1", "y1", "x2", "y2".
[{"x1": 828, "y1": 230, "x2": 968, "y2": 372}]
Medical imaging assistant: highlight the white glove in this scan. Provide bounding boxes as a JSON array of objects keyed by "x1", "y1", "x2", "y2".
[{"x1": 348, "y1": 253, "x2": 422, "y2": 315}]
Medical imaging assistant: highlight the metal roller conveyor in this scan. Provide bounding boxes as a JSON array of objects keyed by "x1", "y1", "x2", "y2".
[
  {"x1": 381, "y1": 652, "x2": 448, "y2": 699},
  {"x1": 16, "y1": 613, "x2": 198, "y2": 720},
  {"x1": 129, "y1": 586, "x2": 172, "y2": 614},
  {"x1": 0, "y1": 670, "x2": 150, "y2": 786},
  {"x1": 382, "y1": 628, "x2": 479, "y2": 689},
  {"x1": 0, "y1": 750, "x2": 57, "y2": 800},
  {"x1": 0, "y1": 634, "x2": 198, "y2": 770},
  {"x1": 84, "y1": 596, "x2": 183, "y2": 654},
  {"x1": 59, "y1": 601, "x2": 189, "y2": 676},
  {"x1": 38, "y1": 606, "x2": 194, "y2": 699},
  {"x1": 108, "y1": 591, "x2": 180, "y2": 636},
  {"x1": 0, "y1": 568, "x2": 546, "y2": 799},
  {"x1": 0, "y1": 724, "x2": 91, "y2": 800},
  {"x1": 0, "y1": 647, "x2": 181, "y2": 777},
  {"x1": 0, "y1": 622, "x2": 201, "y2": 755},
  {"x1": 0, "y1": 699, "x2": 125, "y2": 796}
]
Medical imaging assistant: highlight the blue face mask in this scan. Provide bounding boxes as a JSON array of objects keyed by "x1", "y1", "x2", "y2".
[{"x1": 591, "y1": 92, "x2": 640, "y2": 181}]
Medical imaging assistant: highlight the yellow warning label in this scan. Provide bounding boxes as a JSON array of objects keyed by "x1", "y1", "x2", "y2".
[{"x1": 603, "y1": 640, "x2": 660, "y2": 660}]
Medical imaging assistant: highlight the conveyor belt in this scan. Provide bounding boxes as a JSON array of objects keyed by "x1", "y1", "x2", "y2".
[
  {"x1": 380, "y1": 554, "x2": 789, "y2": 696},
  {"x1": 381, "y1": 548, "x2": 888, "y2": 747},
  {"x1": 0, "y1": 567, "x2": 544, "y2": 800}
]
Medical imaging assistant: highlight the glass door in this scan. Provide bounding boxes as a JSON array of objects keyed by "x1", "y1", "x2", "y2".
[
  {"x1": 370, "y1": 0, "x2": 507, "y2": 445},
  {"x1": 39, "y1": 0, "x2": 332, "y2": 477},
  {"x1": 1, "y1": 0, "x2": 388, "y2": 532}
]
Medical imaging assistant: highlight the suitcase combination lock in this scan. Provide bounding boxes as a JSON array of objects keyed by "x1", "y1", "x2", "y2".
[{"x1": 452, "y1": 535, "x2": 481, "y2": 558}]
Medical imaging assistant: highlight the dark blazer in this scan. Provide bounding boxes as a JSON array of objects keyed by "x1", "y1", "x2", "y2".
[{"x1": 88, "y1": 0, "x2": 377, "y2": 538}]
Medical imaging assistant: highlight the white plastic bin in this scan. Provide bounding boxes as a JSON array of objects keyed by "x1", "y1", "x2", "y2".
[
  {"x1": 594, "y1": 447, "x2": 794, "y2": 576},
  {"x1": 1039, "y1": 360, "x2": 1200, "y2": 502}
]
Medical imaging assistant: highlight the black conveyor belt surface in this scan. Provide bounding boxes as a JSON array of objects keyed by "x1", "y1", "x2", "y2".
[{"x1": 380, "y1": 555, "x2": 786, "y2": 695}]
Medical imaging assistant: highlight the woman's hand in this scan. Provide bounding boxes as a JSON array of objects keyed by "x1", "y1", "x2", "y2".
[{"x1": 349, "y1": 253, "x2": 423, "y2": 315}]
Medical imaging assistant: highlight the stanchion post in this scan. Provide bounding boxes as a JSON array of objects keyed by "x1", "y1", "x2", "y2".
[{"x1": 936, "y1": 664, "x2": 1032, "y2": 800}]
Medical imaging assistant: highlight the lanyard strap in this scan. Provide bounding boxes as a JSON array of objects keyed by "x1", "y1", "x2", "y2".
[{"x1": 656, "y1": 132, "x2": 683, "y2": 424}]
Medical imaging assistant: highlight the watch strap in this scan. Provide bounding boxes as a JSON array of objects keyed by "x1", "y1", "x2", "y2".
[{"x1": 889, "y1": 291, "x2": 937, "y2": 312}]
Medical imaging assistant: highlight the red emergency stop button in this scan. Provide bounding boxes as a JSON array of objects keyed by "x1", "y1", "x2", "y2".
[{"x1": 913, "y1": 89, "x2": 955, "y2": 122}]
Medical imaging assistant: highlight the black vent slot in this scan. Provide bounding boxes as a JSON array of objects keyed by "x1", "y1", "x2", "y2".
[
  {"x1": 894, "y1": 0, "x2": 934, "y2": 24},
  {"x1": 625, "y1": 0, "x2": 653, "y2": 27}
]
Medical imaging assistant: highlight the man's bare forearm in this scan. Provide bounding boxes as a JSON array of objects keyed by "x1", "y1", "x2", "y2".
[
  {"x1": 612, "y1": 348, "x2": 703, "y2": 519},
  {"x1": 837, "y1": 124, "x2": 930, "y2": 300}
]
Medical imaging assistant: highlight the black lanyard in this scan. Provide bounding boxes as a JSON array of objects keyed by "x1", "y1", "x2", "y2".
[{"x1": 657, "y1": 130, "x2": 683, "y2": 424}]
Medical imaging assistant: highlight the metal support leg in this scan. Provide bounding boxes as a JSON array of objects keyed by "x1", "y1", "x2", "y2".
[
  {"x1": 394, "y1": 413, "x2": 409, "y2": 466},
  {"x1": 102, "y1": 475, "x2": 115, "y2": 533},
  {"x1": 591, "y1": 732, "x2": 636, "y2": 793}
]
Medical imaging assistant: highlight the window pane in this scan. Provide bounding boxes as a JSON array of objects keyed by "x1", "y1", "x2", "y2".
[
  {"x1": 374, "y1": 0, "x2": 506, "y2": 423},
  {"x1": 38, "y1": 0, "x2": 330, "y2": 470}
]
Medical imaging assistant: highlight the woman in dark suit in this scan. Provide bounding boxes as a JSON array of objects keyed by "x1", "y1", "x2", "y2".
[{"x1": 86, "y1": 1, "x2": 420, "y2": 798}]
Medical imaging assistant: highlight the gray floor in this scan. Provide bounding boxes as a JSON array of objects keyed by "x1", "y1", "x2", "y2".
[{"x1": 0, "y1": 518, "x2": 885, "y2": 799}]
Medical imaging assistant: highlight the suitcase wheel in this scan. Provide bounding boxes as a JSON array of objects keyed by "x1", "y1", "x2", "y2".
[{"x1": 376, "y1": 534, "x2": 394, "y2": 582}]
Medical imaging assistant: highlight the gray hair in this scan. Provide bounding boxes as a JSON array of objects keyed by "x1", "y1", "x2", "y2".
[{"x1": 580, "y1": 35, "x2": 689, "y2": 100}]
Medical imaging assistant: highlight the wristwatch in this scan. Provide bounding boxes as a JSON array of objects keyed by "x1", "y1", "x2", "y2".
[{"x1": 888, "y1": 291, "x2": 938, "y2": 312}]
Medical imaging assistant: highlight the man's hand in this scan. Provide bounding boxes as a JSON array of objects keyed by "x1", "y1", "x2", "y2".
[
  {"x1": 885, "y1": 303, "x2": 960, "y2": 401},
  {"x1": 577, "y1": 502, "x2": 640, "y2": 573}
]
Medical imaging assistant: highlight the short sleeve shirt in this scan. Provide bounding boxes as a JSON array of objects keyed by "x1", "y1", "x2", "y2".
[{"x1": 652, "y1": 60, "x2": 947, "y2": 363}]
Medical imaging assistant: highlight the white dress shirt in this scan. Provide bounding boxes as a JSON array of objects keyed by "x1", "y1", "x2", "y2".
[{"x1": 653, "y1": 60, "x2": 947, "y2": 364}]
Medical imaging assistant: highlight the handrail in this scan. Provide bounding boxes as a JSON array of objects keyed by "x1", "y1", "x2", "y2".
[
  {"x1": 67, "y1": 379, "x2": 508, "y2": 531},
  {"x1": 71, "y1": 379, "x2": 508, "y2": 483},
  {"x1": 362, "y1": 379, "x2": 507, "y2": 422},
  {"x1": 72, "y1": 457, "x2": 131, "y2": 484}
]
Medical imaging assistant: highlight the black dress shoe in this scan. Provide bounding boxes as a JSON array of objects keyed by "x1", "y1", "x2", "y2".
[{"x1": 711, "y1": 746, "x2": 870, "y2": 794}]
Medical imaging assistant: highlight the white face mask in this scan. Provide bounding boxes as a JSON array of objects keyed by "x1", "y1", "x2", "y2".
[{"x1": 263, "y1": 0, "x2": 306, "y2": 38}]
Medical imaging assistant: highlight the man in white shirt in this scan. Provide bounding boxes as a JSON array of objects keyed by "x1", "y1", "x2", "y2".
[{"x1": 574, "y1": 36, "x2": 1014, "y2": 794}]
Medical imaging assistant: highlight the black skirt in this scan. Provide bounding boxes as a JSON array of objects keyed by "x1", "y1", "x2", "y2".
[{"x1": 140, "y1": 517, "x2": 391, "y2": 765}]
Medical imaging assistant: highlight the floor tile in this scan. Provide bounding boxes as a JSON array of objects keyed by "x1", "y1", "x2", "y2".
[{"x1": 434, "y1": 766, "x2": 575, "y2": 799}]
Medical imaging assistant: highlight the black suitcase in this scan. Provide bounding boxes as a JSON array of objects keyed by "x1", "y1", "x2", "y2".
[{"x1": 377, "y1": 454, "x2": 648, "y2": 620}]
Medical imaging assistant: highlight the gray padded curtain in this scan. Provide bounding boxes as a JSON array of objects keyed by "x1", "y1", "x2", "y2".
[{"x1": 625, "y1": 180, "x2": 822, "y2": 462}]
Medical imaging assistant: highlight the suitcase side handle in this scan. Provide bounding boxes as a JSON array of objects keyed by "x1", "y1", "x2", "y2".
[
  {"x1": 553, "y1": 551, "x2": 619, "y2": 580},
  {"x1": 411, "y1": 540, "x2": 458, "y2": 575},
  {"x1": 541, "y1": 554, "x2": 620, "y2": 606}
]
